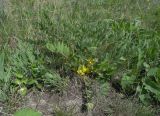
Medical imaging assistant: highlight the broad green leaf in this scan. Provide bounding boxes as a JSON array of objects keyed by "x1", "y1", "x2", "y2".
[
  {"x1": 27, "y1": 79, "x2": 37, "y2": 85},
  {"x1": 14, "y1": 79, "x2": 21, "y2": 85},
  {"x1": 144, "y1": 78, "x2": 160, "y2": 102},
  {"x1": 21, "y1": 79, "x2": 28, "y2": 84},
  {"x1": 15, "y1": 73, "x2": 23, "y2": 79},
  {"x1": 120, "y1": 56, "x2": 126, "y2": 61},
  {"x1": 14, "y1": 108, "x2": 41, "y2": 116},
  {"x1": 144, "y1": 78, "x2": 160, "y2": 95},
  {"x1": 36, "y1": 83, "x2": 43, "y2": 89},
  {"x1": 143, "y1": 62, "x2": 150, "y2": 69}
]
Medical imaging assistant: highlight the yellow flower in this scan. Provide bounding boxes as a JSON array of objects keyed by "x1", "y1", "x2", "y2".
[
  {"x1": 77, "y1": 65, "x2": 89, "y2": 76},
  {"x1": 87, "y1": 58, "x2": 95, "y2": 65}
]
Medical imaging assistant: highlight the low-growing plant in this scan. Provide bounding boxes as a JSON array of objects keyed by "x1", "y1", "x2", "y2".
[
  {"x1": 8, "y1": 40, "x2": 46, "y2": 95},
  {"x1": 44, "y1": 72, "x2": 69, "y2": 92}
]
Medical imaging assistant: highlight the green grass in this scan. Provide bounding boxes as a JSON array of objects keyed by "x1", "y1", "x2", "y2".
[{"x1": 0, "y1": 0, "x2": 160, "y2": 115}]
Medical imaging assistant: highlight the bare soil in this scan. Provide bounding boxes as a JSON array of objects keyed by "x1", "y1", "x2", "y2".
[{"x1": 20, "y1": 77, "x2": 143, "y2": 116}]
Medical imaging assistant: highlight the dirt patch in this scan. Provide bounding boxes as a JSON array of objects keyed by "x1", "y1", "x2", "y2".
[
  {"x1": 23, "y1": 77, "x2": 83, "y2": 116},
  {"x1": 19, "y1": 77, "x2": 148, "y2": 116}
]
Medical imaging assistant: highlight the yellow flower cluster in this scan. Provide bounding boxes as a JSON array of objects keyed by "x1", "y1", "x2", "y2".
[
  {"x1": 77, "y1": 58, "x2": 96, "y2": 76},
  {"x1": 77, "y1": 65, "x2": 89, "y2": 76}
]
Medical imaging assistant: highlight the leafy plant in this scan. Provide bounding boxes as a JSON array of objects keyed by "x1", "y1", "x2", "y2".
[
  {"x1": 121, "y1": 74, "x2": 136, "y2": 94},
  {"x1": 141, "y1": 67, "x2": 160, "y2": 102},
  {"x1": 99, "y1": 82, "x2": 110, "y2": 96},
  {"x1": 9, "y1": 41, "x2": 46, "y2": 95},
  {"x1": 94, "y1": 58, "x2": 116, "y2": 81},
  {"x1": 46, "y1": 42, "x2": 70, "y2": 57}
]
